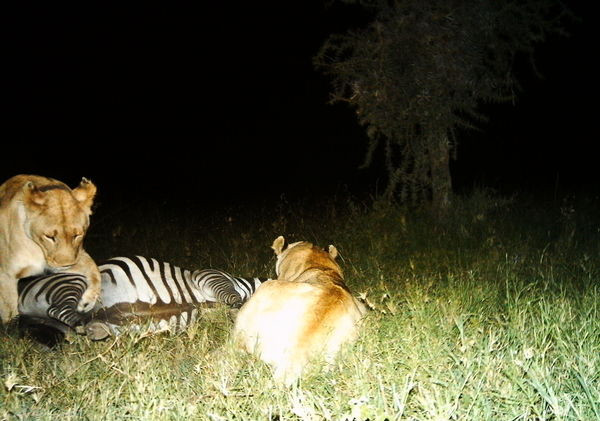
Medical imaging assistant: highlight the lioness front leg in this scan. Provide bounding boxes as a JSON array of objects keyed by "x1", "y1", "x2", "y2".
[
  {"x1": 0, "y1": 275, "x2": 19, "y2": 323},
  {"x1": 70, "y1": 252, "x2": 101, "y2": 313},
  {"x1": 77, "y1": 267, "x2": 100, "y2": 313}
]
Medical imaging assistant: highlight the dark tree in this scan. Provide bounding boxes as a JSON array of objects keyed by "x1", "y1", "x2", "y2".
[{"x1": 315, "y1": 0, "x2": 572, "y2": 211}]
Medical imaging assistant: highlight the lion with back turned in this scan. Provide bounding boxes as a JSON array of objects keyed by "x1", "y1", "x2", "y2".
[
  {"x1": 233, "y1": 236, "x2": 366, "y2": 386},
  {"x1": 0, "y1": 174, "x2": 101, "y2": 323}
]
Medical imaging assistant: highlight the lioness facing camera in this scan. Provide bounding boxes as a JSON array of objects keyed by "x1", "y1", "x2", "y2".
[
  {"x1": 0, "y1": 175, "x2": 100, "y2": 323},
  {"x1": 233, "y1": 236, "x2": 366, "y2": 386}
]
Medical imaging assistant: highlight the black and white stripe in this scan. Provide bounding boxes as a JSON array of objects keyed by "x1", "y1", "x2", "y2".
[
  {"x1": 18, "y1": 272, "x2": 89, "y2": 331},
  {"x1": 17, "y1": 256, "x2": 268, "y2": 342},
  {"x1": 191, "y1": 268, "x2": 265, "y2": 308},
  {"x1": 99, "y1": 256, "x2": 209, "y2": 308},
  {"x1": 99, "y1": 256, "x2": 265, "y2": 309}
]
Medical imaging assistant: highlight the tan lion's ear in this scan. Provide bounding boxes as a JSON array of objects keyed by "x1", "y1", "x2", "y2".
[
  {"x1": 272, "y1": 236, "x2": 287, "y2": 255},
  {"x1": 23, "y1": 181, "x2": 46, "y2": 207},
  {"x1": 328, "y1": 245, "x2": 338, "y2": 260},
  {"x1": 72, "y1": 177, "x2": 97, "y2": 214}
]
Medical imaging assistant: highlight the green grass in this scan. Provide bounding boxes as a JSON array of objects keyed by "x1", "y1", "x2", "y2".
[{"x1": 2, "y1": 189, "x2": 599, "y2": 420}]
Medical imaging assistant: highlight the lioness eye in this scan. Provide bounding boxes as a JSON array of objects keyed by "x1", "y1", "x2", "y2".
[{"x1": 44, "y1": 234, "x2": 56, "y2": 243}]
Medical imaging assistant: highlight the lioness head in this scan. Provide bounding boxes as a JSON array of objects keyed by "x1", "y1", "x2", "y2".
[
  {"x1": 22, "y1": 178, "x2": 97, "y2": 269},
  {"x1": 271, "y1": 235, "x2": 341, "y2": 282}
]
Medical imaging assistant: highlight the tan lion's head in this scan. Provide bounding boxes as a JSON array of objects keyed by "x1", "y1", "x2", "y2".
[
  {"x1": 271, "y1": 235, "x2": 342, "y2": 282},
  {"x1": 23, "y1": 178, "x2": 97, "y2": 269}
]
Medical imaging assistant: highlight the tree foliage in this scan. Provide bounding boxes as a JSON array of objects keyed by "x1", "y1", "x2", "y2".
[{"x1": 315, "y1": 0, "x2": 572, "y2": 206}]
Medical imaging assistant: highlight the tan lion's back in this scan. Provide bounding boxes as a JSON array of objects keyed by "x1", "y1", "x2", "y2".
[
  {"x1": 235, "y1": 236, "x2": 366, "y2": 385},
  {"x1": 233, "y1": 277, "x2": 365, "y2": 385}
]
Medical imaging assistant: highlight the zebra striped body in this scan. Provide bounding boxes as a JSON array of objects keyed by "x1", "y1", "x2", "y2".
[
  {"x1": 18, "y1": 272, "x2": 89, "y2": 335},
  {"x1": 17, "y1": 256, "x2": 267, "y2": 342},
  {"x1": 100, "y1": 256, "x2": 263, "y2": 309}
]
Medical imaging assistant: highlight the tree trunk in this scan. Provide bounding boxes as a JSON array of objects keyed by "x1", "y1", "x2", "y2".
[{"x1": 429, "y1": 132, "x2": 452, "y2": 214}]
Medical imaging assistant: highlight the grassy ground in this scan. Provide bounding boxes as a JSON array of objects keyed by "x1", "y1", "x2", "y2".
[{"x1": 1, "y1": 189, "x2": 599, "y2": 420}]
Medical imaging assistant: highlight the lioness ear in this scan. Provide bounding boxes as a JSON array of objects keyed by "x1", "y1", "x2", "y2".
[
  {"x1": 23, "y1": 181, "x2": 46, "y2": 207},
  {"x1": 72, "y1": 177, "x2": 97, "y2": 213},
  {"x1": 271, "y1": 236, "x2": 287, "y2": 255},
  {"x1": 328, "y1": 245, "x2": 338, "y2": 259}
]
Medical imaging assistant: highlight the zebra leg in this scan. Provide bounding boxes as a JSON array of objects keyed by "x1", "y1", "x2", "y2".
[
  {"x1": 225, "y1": 295, "x2": 244, "y2": 308},
  {"x1": 192, "y1": 270, "x2": 248, "y2": 308}
]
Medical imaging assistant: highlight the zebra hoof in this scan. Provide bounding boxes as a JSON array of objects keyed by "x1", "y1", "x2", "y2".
[
  {"x1": 228, "y1": 308, "x2": 240, "y2": 320},
  {"x1": 85, "y1": 321, "x2": 112, "y2": 341},
  {"x1": 229, "y1": 300, "x2": 243, "y2": 309}
]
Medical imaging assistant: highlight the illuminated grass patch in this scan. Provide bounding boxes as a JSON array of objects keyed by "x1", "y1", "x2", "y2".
[{"x1": 2, "y1": 192, "x2": 599, "y2": 420}]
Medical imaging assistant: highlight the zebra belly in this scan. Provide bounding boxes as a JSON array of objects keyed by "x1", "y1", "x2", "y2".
[{"x1": 84, "y1": 300, "x2": 219, "y2": 340}]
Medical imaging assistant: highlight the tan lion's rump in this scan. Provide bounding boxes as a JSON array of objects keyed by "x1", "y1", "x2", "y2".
[{"x1": 233, "y1": 236, "x2": 366, "y2": 386}]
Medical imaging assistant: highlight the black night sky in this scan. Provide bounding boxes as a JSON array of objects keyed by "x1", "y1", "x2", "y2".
[{"x1": 4, "y1": 2, "x2": 592, "y2": 205}]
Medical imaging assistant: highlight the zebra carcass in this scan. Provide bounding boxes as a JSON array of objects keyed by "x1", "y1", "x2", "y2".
[{"x1": 17, "y1": 256, "x2": 267, "y2": 344}]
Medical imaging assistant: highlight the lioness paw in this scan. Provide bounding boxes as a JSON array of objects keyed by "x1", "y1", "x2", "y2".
[{"x1": 77, "y1": 288, "x2": 99, "y2": 313}]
